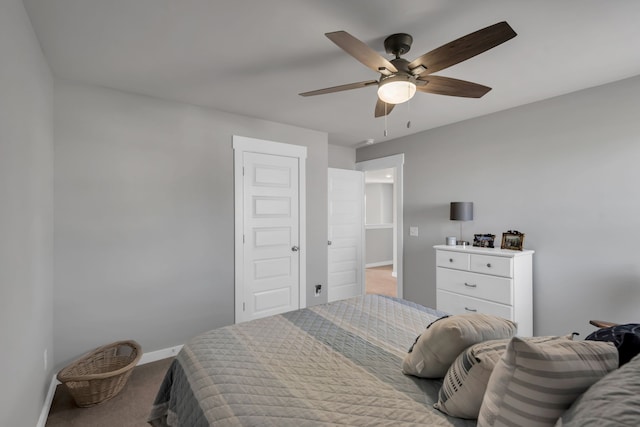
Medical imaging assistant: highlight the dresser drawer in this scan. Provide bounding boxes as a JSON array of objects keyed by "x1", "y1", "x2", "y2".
[
  {"x1": 436, "y1": 267, "x2": 513, "y2": 305},
  {"x1": 470, "y1": 254, "x2": 512, "y2": 278},
  {"x1": 436, "y1": 250, "x2": 469, "y2": 270},
  {"x1": 437, "y1": 290, "x2": 513, "y2": 321}
]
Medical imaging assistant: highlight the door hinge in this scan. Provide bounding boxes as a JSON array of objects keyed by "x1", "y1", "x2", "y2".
[
  {"x1": 243, "y1": 302, "x2": 245, "y2": 311},
  {"x1": 242, "y1": 166, "x2": 245, "y2": 176},
  {"x1": 243, "y1": 234, "x2": 245, "y2": 243}
]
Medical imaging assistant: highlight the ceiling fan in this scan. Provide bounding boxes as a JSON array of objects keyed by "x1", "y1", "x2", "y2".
[{"x1": 299, "y1": 22, "x2": 516, "y2": 117}]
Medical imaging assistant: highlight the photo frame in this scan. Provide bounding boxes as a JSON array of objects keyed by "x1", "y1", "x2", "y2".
[
  {"x1": 501, "y1": 230, "x2": 525, "y2": 251},
  {"x1": 473, "y1": 234, "x2": 495, "y2": 248}
]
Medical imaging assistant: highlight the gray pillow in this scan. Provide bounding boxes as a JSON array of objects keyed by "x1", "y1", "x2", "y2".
[
  {"x1": 402, "y1": 313, "x2": 517, "y2": 378},
  {"x1": 435, "y1": 335, "x2": 571, "y2": 419},
  {"x1": 555, "y1": 353, "x2": 640, "y2": 426},
  {"x1": 478, "y1": 337, "x2": 618, "y2": 427}
]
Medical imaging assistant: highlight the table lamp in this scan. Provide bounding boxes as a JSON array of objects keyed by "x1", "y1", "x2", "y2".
[{"x1": 450, "y1": 202, "x2": 473, "y2": 246}]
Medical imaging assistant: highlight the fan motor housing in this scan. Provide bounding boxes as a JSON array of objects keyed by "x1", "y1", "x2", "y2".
[{"x1": 384, "y1": 33, "x2": 413, "y2": 56}]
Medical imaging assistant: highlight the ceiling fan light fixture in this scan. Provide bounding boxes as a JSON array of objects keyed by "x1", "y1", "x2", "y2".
[{"x1": 377, "y1": 75, "x2": 416, "y2": 104}]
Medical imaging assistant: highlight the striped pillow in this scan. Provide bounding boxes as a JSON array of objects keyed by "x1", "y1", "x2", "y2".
[
  {"x1": 435, "y1": 335, "x2": 571, "y2": 419},
  {"x1": 477, "y1": 337, "x2": 618, "y2": 427},
  {"x1": 556, "y1": 353, "x2": 640, "y2": 426}
]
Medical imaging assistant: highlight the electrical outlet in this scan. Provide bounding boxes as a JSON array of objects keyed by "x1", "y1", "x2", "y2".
[
  {"x1": 315, "y1": 284, "x2": 322, "y2": 296},
  {"x1": 409, "y1": 226, "x2": 419, "y2": 237}
]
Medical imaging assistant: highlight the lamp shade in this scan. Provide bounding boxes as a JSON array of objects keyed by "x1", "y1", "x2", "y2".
[{"x1": 450, "y1": 202, "x2": 473, "y2": 221}]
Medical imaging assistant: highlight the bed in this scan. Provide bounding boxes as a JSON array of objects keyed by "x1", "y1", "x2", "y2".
[{"x1": 148, "y1": 294, "x2": 475, "y2": 426}]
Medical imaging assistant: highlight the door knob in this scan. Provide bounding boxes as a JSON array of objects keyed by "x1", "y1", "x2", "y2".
[
  {"x1": 291, "y1": 246, "x2": 299, "y2": 252},
  {"x1": 328, "y1": 240, "x2": 332, "y2": 245}
]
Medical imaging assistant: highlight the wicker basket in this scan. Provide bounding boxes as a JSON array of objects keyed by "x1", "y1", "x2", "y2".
[{"x1": 57, "y1": 340, "x2": 142, "y2": 407}]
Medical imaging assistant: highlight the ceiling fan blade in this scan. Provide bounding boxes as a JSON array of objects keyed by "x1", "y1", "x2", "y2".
[
  {"x1": 408, "y1": 21, "x2": 516, "y2": 76},
  {"x1": 299, "y1": 80, "x2": 378, "y2": 97},
  {"x1": 374, "y1": 99, "x2": 395, "y2": 117},
  {"x1": 326, "y1": 31, "x2": 398, "y2": 76},
  {"x1": 416, "y1": 75, "x2": 491, "y2": 98}
]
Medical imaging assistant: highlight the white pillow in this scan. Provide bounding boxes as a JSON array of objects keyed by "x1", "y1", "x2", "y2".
[
  {"x1": 478, "y1": 337, "x2": 618, "y2": 427},
  {"x1": 401, "y1": 314, "x2": 517, "y2": 378},
  {"x1": 435, "y1": 335, "x2": 572, "y2": 419}
]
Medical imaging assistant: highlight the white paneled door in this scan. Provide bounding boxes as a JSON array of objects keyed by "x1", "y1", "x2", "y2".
[
  {"x1": 243, "y1": 152, "x2": 300, "y2": 321},
  {"x1": 328, "y1": 168, "x2": 364, "y2": 302},
  {"x1": 234, "y1": 135, "x2": 307, "y2": 324}
]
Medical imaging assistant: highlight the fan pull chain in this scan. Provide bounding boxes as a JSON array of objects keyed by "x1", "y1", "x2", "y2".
[
  {"x1": 384, "y1": 102, "x2": 388, "y2": 137},
  {"x1": 406, "y1": 85, "x2": 412, "y2": 128}
]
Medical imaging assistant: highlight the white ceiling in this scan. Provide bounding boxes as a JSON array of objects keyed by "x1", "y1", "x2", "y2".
[{"x1": 23, "y1": 0, "x2": 640, "y2": 147}]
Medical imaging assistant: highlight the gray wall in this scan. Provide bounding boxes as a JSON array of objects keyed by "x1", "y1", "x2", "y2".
[
  {"x1": 357, "y1": 75, "x2": 640, "y2": 338},
  {"x1": 328, "y1": 144, "x2": 356, "y2": 169},
  {"x1": 365, "y1": 228, "x2": 393, "y2": 265},
  {"x1": 0, "y1": 1, "x2": 54, "y2": 425},
  {"x1": 365, "y1": 183, "x2": 394, "y2": 265},
  {"x1": 366, "y1": 183, "x2": 393, "y2": 224},
  {"x1": 54, "y1": 80, "x2": 328, "y2": 367}
]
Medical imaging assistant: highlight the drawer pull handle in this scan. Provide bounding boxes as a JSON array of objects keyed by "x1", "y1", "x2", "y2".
[
  {"x1": 449, "y1": 258, "x2": 454, "y2": 263},
  {"x1": 464, "y1": 282, "x2": 477, "y2": 288},
  {"x1": 486, "y1": 263, "x2": 492, "y2": 268},
  {"x1": 464, "y1": 307, "x2": 477, "y2": 312}
]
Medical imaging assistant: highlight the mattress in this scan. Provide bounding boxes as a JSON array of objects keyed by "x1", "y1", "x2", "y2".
[{"x1": 148, "y1": 294, "x2": 475, "y2": 426}]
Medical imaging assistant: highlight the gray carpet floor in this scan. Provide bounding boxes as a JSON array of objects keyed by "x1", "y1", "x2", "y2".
[{"x1": 46, "y1": 357, "x2": 173, "y2": 427}]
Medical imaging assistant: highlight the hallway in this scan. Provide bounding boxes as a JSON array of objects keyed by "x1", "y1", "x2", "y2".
[{"x1": 365, "y1": 265, "x2": 397, "y2": 297}]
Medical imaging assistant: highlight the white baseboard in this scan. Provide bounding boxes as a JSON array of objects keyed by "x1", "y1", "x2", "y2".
[
  {"x1": 37, "y1": 373, "x2": 59, "y2": 427},
  {"x1": 365, "y1": 261, "x2": 393, "y2": 268},
  {"x1": 37, "y1": 344, "x2": 183, "y2": 426},
  {"x1": 137, "y1": 344, "x2": 183, "y2": 365}
]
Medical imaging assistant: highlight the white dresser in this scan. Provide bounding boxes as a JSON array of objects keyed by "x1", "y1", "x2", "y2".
[{"x1": 434, "y1": 245, "x2": 534, "y2": 336}]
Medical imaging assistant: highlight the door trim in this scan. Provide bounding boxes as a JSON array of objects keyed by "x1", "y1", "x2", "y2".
[
  {"x1": 233, "y1": 135, "x2": 307, "y2": 323},
  {"x1": 356, "y1": 154, "x2": 404, "y2": 298}
]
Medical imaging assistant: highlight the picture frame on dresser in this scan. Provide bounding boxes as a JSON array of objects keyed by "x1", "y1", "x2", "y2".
[
  {"x1": 473, "y1": 234, "x2": 495, "y2": 248},
  {"x1": 501, "y1": 230, "x2": 525, "y2": 251}
]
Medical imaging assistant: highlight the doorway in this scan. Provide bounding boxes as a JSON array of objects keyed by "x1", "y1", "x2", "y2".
[
  {"x1": 356, "y1": 154, "x2": 404, "y2": 299},
  {"x1": 364, "y1": 168, "x2": 397, "y2": 297}
]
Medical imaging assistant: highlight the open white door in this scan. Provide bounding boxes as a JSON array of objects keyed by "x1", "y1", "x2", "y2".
[
  {"x1": 234, "y1": 136, "x2": 306, "y2": 323},
  {"x1": 327, "y1": 168, "x2": 364, "y2": 302}
]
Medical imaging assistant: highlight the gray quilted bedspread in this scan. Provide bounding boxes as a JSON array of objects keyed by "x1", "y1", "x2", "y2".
[{"x1": 148, "y1": 295, "x2": 476, "y2": 426}]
